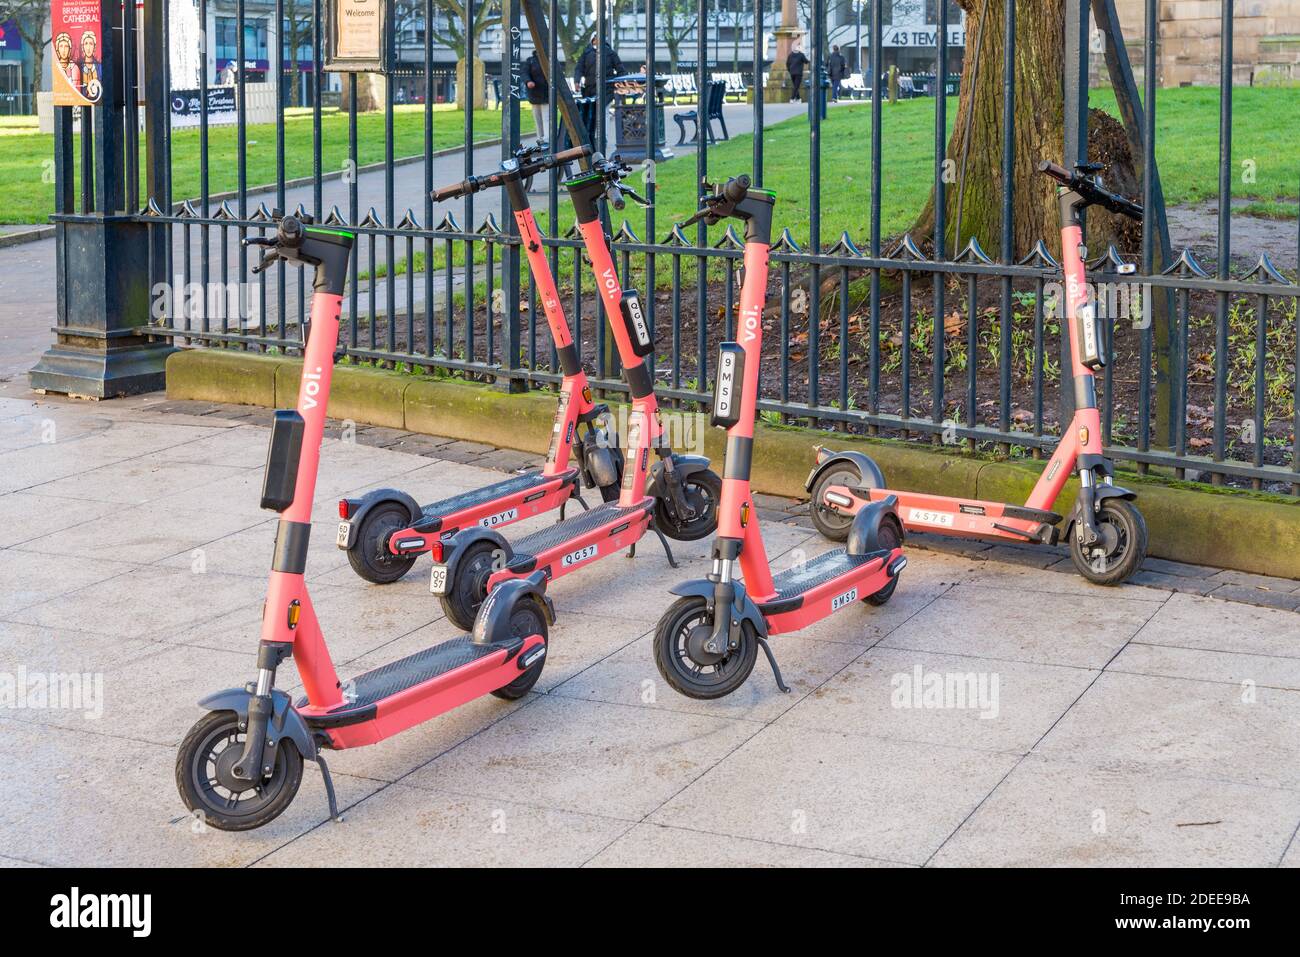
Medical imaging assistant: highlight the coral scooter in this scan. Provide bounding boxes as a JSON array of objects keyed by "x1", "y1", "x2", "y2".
[
  {"x1": 652, "y1": 176, "x2": 907, "y2": 700},
  {"x1": 337, "y1": 144, "x2": 623, "y2": 597},
  {"x1": 176, "y1": 214, "x2": 555, "y2": 830},
  {"x1": 808, "y1": 160, "x2": 1148, "y2": 585},
  {"x1": 429, "y1": 154, "x2": 722, "y2": 626}
]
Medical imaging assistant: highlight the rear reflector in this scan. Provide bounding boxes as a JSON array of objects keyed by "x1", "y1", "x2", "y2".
[
  {"x1": 429, "y1": 540, "x2": 444, "y2": 562},
  {"x1": 338, "y1": 499, "x2": 352, "y2": 519}
]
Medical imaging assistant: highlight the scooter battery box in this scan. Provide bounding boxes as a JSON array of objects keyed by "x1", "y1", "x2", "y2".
[{"x1": 261, "y1": 410, "x2": 305, "y2": 511}]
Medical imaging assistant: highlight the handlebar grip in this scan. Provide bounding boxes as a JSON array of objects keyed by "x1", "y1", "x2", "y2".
[
  {"x1": 606, "y1": 187, "x2": 625, "y2": 211},
  {"x1": 431, "y1": 178, "x2": 473, "y2": 202},
  {"x1": 723, "y1": 174, "x2": 751, "y2": 202},
  {"x1": 1036, "y1": 160, "x2": 1073, "y2": 186},
  {"x1": 553, "y1": 144, "x2": 592, "y2": 164}
]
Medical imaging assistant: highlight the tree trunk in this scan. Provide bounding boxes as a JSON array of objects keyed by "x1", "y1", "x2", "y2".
[
  {"x1": 454, "y1": 55, "x2": 488, "y2": 109},
  {"x1": 909, "y1": 0, "x2": 1139, "y2": 261}
]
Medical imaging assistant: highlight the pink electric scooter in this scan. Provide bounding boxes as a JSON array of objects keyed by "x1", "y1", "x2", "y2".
[
  {"x1": 176, "y1": 215, "x2": 554, "y2": 830},
  {"x1": 809, "y1": 160, "x2": 1148, "y2": 585}
]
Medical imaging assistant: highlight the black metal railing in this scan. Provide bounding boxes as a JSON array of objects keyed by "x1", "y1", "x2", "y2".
[{"x1": 55, "y1": 0, "x2": 1300, "y2": 495}]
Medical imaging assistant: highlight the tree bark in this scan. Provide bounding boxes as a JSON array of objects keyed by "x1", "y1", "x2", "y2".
[{"x1": 909, "y1": 0, "x2": 1139, "y2": 261}]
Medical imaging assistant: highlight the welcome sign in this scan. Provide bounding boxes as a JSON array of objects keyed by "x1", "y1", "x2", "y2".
[{"x1": 326, "y1": 0, "x2": 391, "y2": 73}]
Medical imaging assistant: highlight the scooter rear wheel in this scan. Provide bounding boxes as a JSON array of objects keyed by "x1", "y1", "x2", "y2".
[
  {"x1": 175, "y1": 710, "x2": 303, "y2": 832},
  {"x1": 490, "y1": 600, "x2": 549, "y2": 700},
  {"x1": 440, "y1": 539, "x2": 499, "y2": 632},
  {"x1": 347, "y1": 501, "x2": 419, "y2": 584},
  {"x1": 653, "y1": 596, "x2": 758, "y2": 699},
  {"x1": 810, "y1": 463, "x2": 866, "y2": 542},
  {"x1": 1070, "y1": 498, "x2": 1147, "y2": 585},
  {"x1": 655, "y1": 468, "x2": 723, "y2": 541},
  {"x1": 864, "y1": 515, "x2": 904, "y2": 606}
]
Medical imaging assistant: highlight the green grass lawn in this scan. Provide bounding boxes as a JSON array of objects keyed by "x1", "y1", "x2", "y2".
[
  {"x1": 0, "y1": 105, "x2": 530, "y2": 224},
  {"x1": 369, "y1": 85, "x2": 1297, "y2": 287}
]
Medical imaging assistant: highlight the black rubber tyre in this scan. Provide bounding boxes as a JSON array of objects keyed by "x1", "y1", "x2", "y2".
[
  {"x1": 810, "y1": 462, "x2": 870, "y2": 542},
  {"x1": 1070, "y1": 498, "x2": 1147, "y2": 585},
  {"x1": 655, "y1": 468, "x2": 723, "y2": 542},
  {"x1": 865, "y1": 515, "x2": 904, "y2": 606},
  {"x1": 175, "y1": 710, "x2": 303, "y2": 832},
  {"x1": 653, "y1": 595, "x2": 758, "y2": 699},
  {"x1": 440, "y1": 539, "x2": 500, "y2": 632},
  {"x1": 490, "y1": 600, "x2": 549, "y2": 700},
  {"x1": 347, "y1": 501, "x2": 418, "y2": 584}
]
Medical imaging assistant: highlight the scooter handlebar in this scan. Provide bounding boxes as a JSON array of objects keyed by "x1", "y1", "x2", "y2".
[{"x1": 1036, "y1": 159, "x2": 1143, "y2": 222}]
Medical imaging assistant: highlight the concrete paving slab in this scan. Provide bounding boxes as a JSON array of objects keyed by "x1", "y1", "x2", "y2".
[
  {"x1": 0, "y1": 492, "x2": 119, "y2": 547},
  {"x1": 879, "y1": 582, "x2": 1161, "y2": 669},
  {"x1": 651, "y1": 723, "x2": 1019, "y2": 864},
  {"x1": 0, "y1": 551, "x2": 138, "y2": 618},
  {"x1": 961, "y1": 561, "x2": 1170, "y2": 603},
  {"x1": 1208, "y1": 583, "x2": 1300, "y2": 612},
  {"x1": 155, "y1": 519, "x2": 351, "y2": 581},
  {"x1": 1127, "y1": 569, "x2": 1221, "y2": 596},
  {"x1": 552, "y1": 631, "x2": 867, "y2": 723},
  {"x1": 7, "y1": 565, "x2": 267, "y2": 640},
  {"x1": 1035, "y1": 671, "x2": 1300, "y2": 791},
  {"x1": 256, "y1": 782, "x2": 630, "y2": 868},
  {"x1": 13, "y1": 502, "x2": 265, "y2": 564},
  {"x1": 1129, "y1": 592, "x2": 1300, "y2": 659},
  {"x1": 1207, "y1": 568, "x2": 1300, "y2": 594},
  {"x1": 930, "y1": 755, "x2": 1300, "y2": 867},
  {"x1": 1109, "y1": 642, "x2": 1300, "y2": 691},
  {"x1": 151, "y1": 425, "x2": 279, "y2": 468},
  {"x1": 405, "y1": 695, "x2": 761, "y2": 820},
  {"x1": 586, "y1": 821, "x2": 886, "y2": 868},
  {"x1": 782, "y1": 646, "x2": 1099, "y2": 754},
  {"x1": 30, "y1": 454, "x2": 250, "y2": 507},
  {"x1": 1282, "y1": 835, "x2": 1300, "y2": 867},
  {"x1": 0, "y1": 718, "x2": 383, "y2": 868}
]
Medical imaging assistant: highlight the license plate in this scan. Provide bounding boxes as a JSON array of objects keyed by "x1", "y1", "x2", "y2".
[
  {"x1": 429, "y1": 565, "x2": 449, "y2": 596},
  {"x1": 907, "y1": 508, "x2": 954, "y2": 528},
  {"x1": 336, "y1": 521, "x2": 351, "y2": 548}
]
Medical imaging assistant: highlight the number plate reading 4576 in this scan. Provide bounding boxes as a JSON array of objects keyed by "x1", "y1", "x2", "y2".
[
  {"x1": 429, "y1": 565, "x2": 449, "y2": 595},
  {"x1": 907, "y1": 507, "x2": 954, "y2": 528}
]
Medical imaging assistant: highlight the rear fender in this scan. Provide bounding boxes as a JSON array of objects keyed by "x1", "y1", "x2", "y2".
[
  {"x1": 472, "y1": 571, "x2": 556, "y2": 644},
  {"x1": 197, "y1": 688, "x2": 318, "y2": 761},
  {"x1": 805, "y1": 448, "x2": 886, "y2": 496},
  {"x1": 439, "y1": 527, "x2": 512, "y2": 582},
  {"x1": 339, "y1": 488, "x2": 421, "y2": 550},
  {"x1": 846, "y1": 495, "x2": 903, "y2": 555}
]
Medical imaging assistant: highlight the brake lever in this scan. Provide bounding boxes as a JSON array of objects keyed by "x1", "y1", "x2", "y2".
[
  {"x1": 251, "y1": 249, "x2": 279, "y2": 274},
  {"x1": 619, "y1": 185, "x2": 652, "y2": 208}
]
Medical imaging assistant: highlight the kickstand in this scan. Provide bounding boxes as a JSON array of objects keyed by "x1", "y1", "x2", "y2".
[
  {"x1": 561, "y1": 492, "x2": 590, "y2": 522},
  {"x1": 317, "y1": 753, "x2": 343, "y2": 823},
  {"x1": 650, "y1": 524, "x2": 679, "y2": 569},
  {"x1": 755, "y1": 636, "x2": 791, "y2": 694}
]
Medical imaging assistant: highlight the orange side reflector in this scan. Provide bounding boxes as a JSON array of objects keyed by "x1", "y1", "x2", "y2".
[{"x1": 287, "y1": 599, "x2": 301, "y2": 629}]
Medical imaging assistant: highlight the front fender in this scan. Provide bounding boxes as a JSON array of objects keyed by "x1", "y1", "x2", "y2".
[
  {"x1": 1063, "y1": 483, "x2": 1138, "y2": 537},
  {"x1": 646, "y1": 454, "x2": 712, "y2": 500},
  {"x1": 339, "y1": 488, "x2": 422, "y2": 549},
  {"x1": 668, "y1": 578, "x2": 769, "y2": 639},
  {"x1": 197, "y1": 688, "x2": 318, "y2": 761},
  {"x1": 805, "y1": 448, "x2": 886, "y2": 495}
]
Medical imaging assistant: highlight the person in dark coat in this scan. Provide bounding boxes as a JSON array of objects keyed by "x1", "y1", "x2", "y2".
[
  {"x1": 786, "y1": 44, "x2": 809, "y2": 102},
  {"x1": 827, "y1": 45, "x2": 847, "y2": 102},
  {"x1": 523, "y1": 52, "x2": 550, "y2": 143},
  {"x1": 574, "y1": 36, "x2": 625, "y2": 98}
]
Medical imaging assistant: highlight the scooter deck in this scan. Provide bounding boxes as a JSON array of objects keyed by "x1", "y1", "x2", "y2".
[
  {"x1": 502, "y1": 499, "x2": 655, "y2": 575},
  {"x1": 334, "y1": 636, "x2": 521, "y2": 710},
  {"x1": 758, "y1": 545, "x2": 898, "y2": 633},
  {"x1": 412, "y1": 467, "x2": 578, "y2": 532},
  {"x1": 839, "y1": 485, "x2": 1060, "y2": 544}
]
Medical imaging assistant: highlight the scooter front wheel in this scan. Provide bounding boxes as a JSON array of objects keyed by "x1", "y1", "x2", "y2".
[
  {"x1": 653, "y1": 596, "x2": 758, "y2": 699},
  {"x1": 347, "y1": 501, "x2": 419, "y2": 584},
  {"x1": 175, "y1": 710, "x2": 303, "y2": 832},
  {"x1": 1070, "y1": 498, "x2": 1147, "y2": 585},
  {"x1": 655, "y1": 468, "x2": 723, "y2": 541}
]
